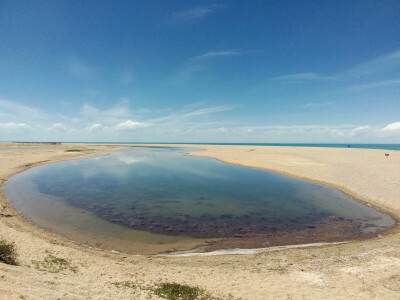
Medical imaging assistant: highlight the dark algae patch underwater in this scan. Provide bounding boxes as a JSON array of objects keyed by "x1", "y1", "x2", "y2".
[{"x1": 4, "y1": 147, "x2": 396, "y2": 253}]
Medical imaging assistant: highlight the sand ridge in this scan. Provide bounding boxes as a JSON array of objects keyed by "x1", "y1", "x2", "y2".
[{"x1": 1, "y1": 143, "x2": 400, "y2": 299}]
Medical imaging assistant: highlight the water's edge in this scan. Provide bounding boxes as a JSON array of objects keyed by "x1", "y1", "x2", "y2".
[
  {"x1": 186, "y1": 148, "x2": 399, "y2": 232},
  {"x1": 1, "y1": 144, "x2": 398, "y2": 257}
]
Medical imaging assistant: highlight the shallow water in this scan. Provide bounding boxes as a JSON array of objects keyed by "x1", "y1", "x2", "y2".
[{"x1": 4, "y1": 147, "x2": 396, "y2": 254}]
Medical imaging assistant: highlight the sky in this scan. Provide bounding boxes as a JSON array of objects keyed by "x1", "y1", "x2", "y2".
[{"x1": 0, "y1": 0, "x2": 399, "y2": 143}]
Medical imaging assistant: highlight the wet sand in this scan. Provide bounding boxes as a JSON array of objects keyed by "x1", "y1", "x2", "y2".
[{"x1": 1, "y1": 142, "x2": 400, "y2": 299}]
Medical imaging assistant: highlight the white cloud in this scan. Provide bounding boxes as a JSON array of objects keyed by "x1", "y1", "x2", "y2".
[
  {"x1": 201, "y1": 124, "x2": 349, "y2": 143},
  {"x1": 205, "y1": 122, "x2": 400, "y2": 142},
  {"x1": 214, "y1": 127, "x2": 227, "y2": 132},
  {"x1": 114, "y1": 120, "x2": 147, "y2": 131},
  {"x1": 0, "y1": 122, "x2": 31, "y2": 130},
  {"x1": 382, "y1": 122, "x2": 400, "y2": 132},
  {"x1": 51, "y1": 123, "x2": 68, "y2": 132},
  {"x1": 329, "y1": 126, "x2": 373, "y2": 137},
  {"x1": 0, "y1": 122, "x2": 32, "y2": 141},
  {"x1": 85, "y1": 123, "x2": 103, "y2": 132},
  {"x1": 1, "y1": 93, "x2": 398, "y2": 143}
]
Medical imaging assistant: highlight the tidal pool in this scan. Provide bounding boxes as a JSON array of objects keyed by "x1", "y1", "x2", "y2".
[{"x1": 4, "y1": 147, "x2": 395, "y2": 254}]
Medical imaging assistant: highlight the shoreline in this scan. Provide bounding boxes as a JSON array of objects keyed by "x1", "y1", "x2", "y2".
[
  {"x1": 5, "y1": 144, "x2": 395, "y2": 256},
  {"x1": 186, "y1": 145, "x2": 400, "y2": 219},
  {"x1": 163, "y1": 241, "x2": 349, "y2": 256},
  {"x1": 186, "y1": 148, "x2": 400, "y2": 239},
  {"x1": 2, "y1": 144, "x2": 399, "y2": 250},
  {"x1": 1, "y1": 142, "x2": 400, "y2": 299}
]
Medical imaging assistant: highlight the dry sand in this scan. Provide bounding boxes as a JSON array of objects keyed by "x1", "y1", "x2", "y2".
[{"x1": 1, "y1": 142, "x2": 400, "y2": 299}]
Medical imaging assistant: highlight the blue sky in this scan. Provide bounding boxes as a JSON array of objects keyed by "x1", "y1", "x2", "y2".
[{"x1": 0, "y1": 0, "x2": 399, "y2": 143}]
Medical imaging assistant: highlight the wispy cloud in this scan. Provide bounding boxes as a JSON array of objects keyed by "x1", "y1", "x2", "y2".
[
  {"x1": 349, "y1": 78, "x2": 400, "y2": 91},
  {"x1": 149, "y1": 105, "x2": 233, "y2": 125},
  {"x1": 181, "y1": 105, "x2": 233, "y2": 117},
  {"x1": 191, "y1": 50, "x2": 241, "y2": 61},
  {"x1": 221, "y1": 124, "x2": 352, "y2": 131},
  {"x1": 190, "y1": 50, "x2": 262, "y2": 61},
  {"x1": 119, "y1": 71, "x2": 135, "y2": 84},
  {"x1": 1, "y1": 96, "x2": 399, "y2": 142},
  {"x1": 165, "y1": 63, "x2": 205, "y2": 85},
  {"x1": 81, "y1": 100, "x2": 132, "y2": 123},
  {"x1": 167, "y1": 49, "x2": 258, "y2": 85},
  {"x1": 267, "y1": 49, "x2": 400, "y2": 92},
  {"x1": 303, "y1": 102, "x2": 334, "y2": 107},
  {"x1": 85, "y1": 89, "x2": 99, "y2": 97},
  {"x1": 344, "y1": 49, "x2": 400, "y2": 78},
  {"x1": 0, "y1": 99, "x2": 46, "y2": 120},
  {"x1": 172, "y1": 5, "x2": 221, "y2": 22},
  {"x1": 273, "y1": 72, "x2": 335, "y2": 83},
  {"x1": 66, "y1": 56, "x2": 95, "y2": 79}
]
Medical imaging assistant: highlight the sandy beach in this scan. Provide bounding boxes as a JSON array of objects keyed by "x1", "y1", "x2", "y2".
[{"x1": 1, "y1": 142, "x2": 400, "y2": 299}]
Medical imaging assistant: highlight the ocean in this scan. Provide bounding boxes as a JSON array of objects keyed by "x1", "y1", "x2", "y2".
[{"x1": 82, "y1": 142, "x2": 400, "y2": 151}]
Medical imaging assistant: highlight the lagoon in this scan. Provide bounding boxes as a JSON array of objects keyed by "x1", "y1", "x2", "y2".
[{"x1": 4, "y1": 147, "x2": 395, "y2": 254}]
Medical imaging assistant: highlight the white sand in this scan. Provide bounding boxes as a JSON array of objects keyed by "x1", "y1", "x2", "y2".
[{"x1": 1, "y1": 143, "x2": 399, "y2": 299}]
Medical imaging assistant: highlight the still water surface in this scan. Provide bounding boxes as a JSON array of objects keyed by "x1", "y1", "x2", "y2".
[{"x1": 4, "y1": 147, "x2": 395, "y2": 254}]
